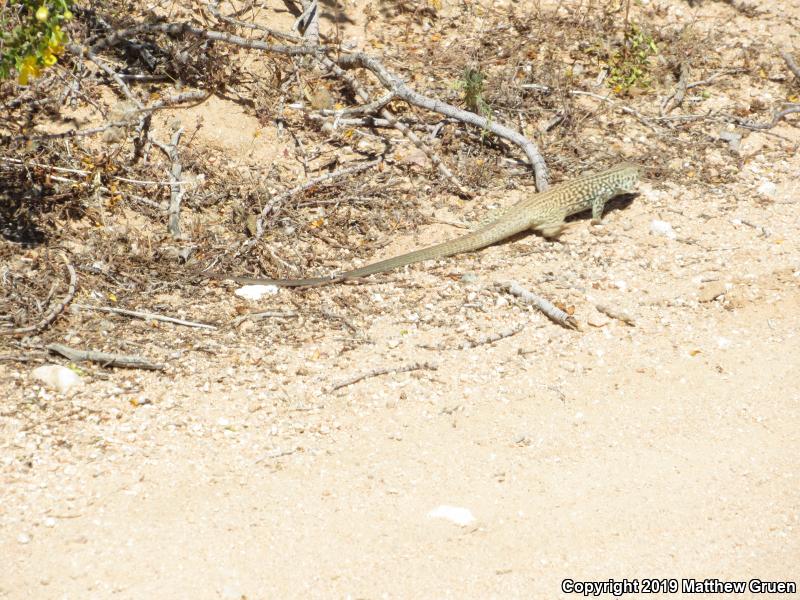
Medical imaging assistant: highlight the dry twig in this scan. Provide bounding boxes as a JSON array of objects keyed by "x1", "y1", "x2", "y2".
[
  {"x1": 329, "y1": 361, "x2": 438, "y2": 392},
  {"x1": 497, "y1": 281, "x2": 578, "y2": 330},
  {"x1": 151, "y1": 127, "x2": 186, "y2": 238},
  {"x1": 47, "y1": 343, "x2": 165, "y2": 370},
  {"x1": 730, "y1": 106, "x2": 800, "y2": 131},
  {"x1": 780, "y1": 49, "x2": 800, "y2": 81},
  {"x1": 73, "y1": 304, "x2": 217, "y2": 329},
  {"x1": 465, "y1": 323, "x2": 526, "y2": 348},
  {"x1": 232, "y1": 310, "x2": 299, "y2": 326},
  {"x1": 595, "y1": 303, "x2": 636, "y2": 326}
]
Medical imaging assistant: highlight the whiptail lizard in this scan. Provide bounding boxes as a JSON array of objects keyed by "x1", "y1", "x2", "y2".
[{"x1": 219, "y1": 162, "x2": 640, "y2": 287}]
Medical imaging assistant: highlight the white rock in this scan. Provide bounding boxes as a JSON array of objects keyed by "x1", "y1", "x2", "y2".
[
  {"x1": 427, "y1": 505, "x2": 476, "y2": 526},
  {"x1": 234, "y1": 285, "x2": 279, "y2": 300},
  {"x1": 32, "y1": 365, "x2": 83, "y2": 394},
  {"x1": 221, "y1": 584, "x2": 243, "y2": 600},
  {"x1": 650, "y1": 219, "x2": 677, "y2": 239},
  {"x1": 756, "y1": 181, "x2": 777, "y2": 198}
]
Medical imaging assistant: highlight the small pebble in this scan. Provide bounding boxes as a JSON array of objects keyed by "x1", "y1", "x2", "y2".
[
  {"x1": 699, "y1": 281, "x2": 727, "y2": 303},
  {"x1": 718, "y1": 129, "x2": 741, "y2": 152},
  {"x1": 32, "y1": 365, "x2": 83, "y2": 394},
  {"x1": 650, "y1": 220, "x2": 677, "y2": 240},
  {"x1": 756, "y1": 181, "x2": 777, "y2": 198},
  {"x1": 235, "y1": 285, "x2": 279, "y2": 300},
  {"x1": 428, "y1": 505, "x2": 476, "y2": 526},
  {"x1": 587, "y1": 313, "x2": 610, "y2": 327}
]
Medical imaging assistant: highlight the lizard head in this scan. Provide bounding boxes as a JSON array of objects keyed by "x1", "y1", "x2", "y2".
[{"x1": 609, "y1": 162, "x2": 641, "y2": 194}]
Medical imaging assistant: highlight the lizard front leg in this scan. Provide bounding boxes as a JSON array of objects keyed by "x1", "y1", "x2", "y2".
[{"x1": 591, "y1": 192, "x2": 614, "y2": 224}]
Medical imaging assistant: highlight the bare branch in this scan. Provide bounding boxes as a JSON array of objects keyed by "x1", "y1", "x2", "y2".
[
  {"x1": 47, "y1": 343, "x2": 166, "y2": 370},
  {"x1": 730, "y1": 105, "x2": 800, "y2": 130},
  {"x1": 329, "y1": 361, "x2": 438, "y2": 392},
  {"x1": 315, "y1": 56, "x2": 470, "y2": 196},
  {"x1": 780, "y1": 49, "x2": 800, "y2": 81},
  {"x1": 68, "y1": 44, "x2": 143, "y2": 109},
  {"x1": 73, "y1": 304, "x2": 217, "y2": 329},
  {"x1": 335, "y1": 52, "x2": 549, "y2": 190},
  {"x1": 151, "y1": 128, "x2": 186, "y2": 238},
  {"x1": 497, "y1": 281, "x2": 578, "y2": 330}
]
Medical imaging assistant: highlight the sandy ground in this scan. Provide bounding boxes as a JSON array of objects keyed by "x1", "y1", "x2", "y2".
[{"x1": 2, "y1": 0, "x2": 800, "y2": 598}]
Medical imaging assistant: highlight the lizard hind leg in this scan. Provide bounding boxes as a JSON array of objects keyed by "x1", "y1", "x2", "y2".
[{"x1": 536, "y1": 220, "x2": 566, "y2": 239}]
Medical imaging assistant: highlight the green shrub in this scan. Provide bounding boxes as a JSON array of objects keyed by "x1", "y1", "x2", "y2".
[
  {"x1": 606, "y1": 23, "x2": 658, "y2": 93},
  {"x1": 455, "y1": 67, "x2": 492, "y2": 120},
  {"x1": 1, "y1": 0, "x2": 74, "y2": 84}
]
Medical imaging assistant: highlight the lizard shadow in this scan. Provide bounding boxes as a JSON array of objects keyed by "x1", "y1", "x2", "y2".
[{"x1": 565, "y1": 192, "x2": 638, "y2": 225}]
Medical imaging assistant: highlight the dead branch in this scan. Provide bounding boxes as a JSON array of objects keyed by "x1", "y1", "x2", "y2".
[
  {"x1": 780, "y1": 49, "x2": 800, "y2": 81},
  {"x1": 69, "y1": 44, "x2": 143, "y2": 109},
  {"x1": 0, "y1": 353, "x2": 47, "y2": 363},
  {"x1": 1, "y1": 254, "x2": 77, "y2": 337},
  {"x1": 730, "y1": 105, "x2": 800, "y2": 130},
  {"x1": 295, "y1": 0, "x2": 320, "y2": 45},
  {"x1": 232, "y1": 310, "x2": 300, "y2": 326},
  {"x1": 569, "y1": 90, "x2": 660, "y2": 131},
  {"x1": 0, "y1": 120, "x2": 132, "y2": 144},
  {"x1": 151, "y1": 127, "x2": 186, "y2": 238},
  {"x1": 685, "y1": 68, "x2": 747, "y2": 89},
  {"x1": 207, "y1": 0, "x2": 302, "y2": 42},
  {"x1": 89, "y1": 21, "x2": 318, "y2": 57},
  {"x1": 595, "y1": 303, "x2": 636, "y2": 326},
  {"x1": 497, "y1": 281, "x2": 578, "y2": 330},
  {"x1": 73, "y1": 304, "x2": 217, "y2": 329},
  {"x1": 47, "y1": 343, "x2": 166, "y2": 370},
  {"x1": 0, "y1": 92, "x2": 208, "y2": 146},
  {"x1": 329, "y1": 361, "x2": 438, "y2": 392},
  {"x1": 317, "y1": 55, "x2": 470, "y2": 196},
  {"x1": 465, "y1": 323, "x2": 525, "y2": 348},
  {"x1": 139, "y1": 90, "x2": 211, "y2": 112},
  {"x1": 335, "y1": 52, "x2": 549, "y2": 190},
  {"x1": 662, "y1": 61, "x2": 689, "y2": 115}
]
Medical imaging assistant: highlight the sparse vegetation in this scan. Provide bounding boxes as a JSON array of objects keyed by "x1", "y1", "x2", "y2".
[
  {"x1": 606, "y1": 23, "x2": 659, "y2": 93},
  {"x1": 455, "y1": 67, "x2": 492, "y2": 119}
]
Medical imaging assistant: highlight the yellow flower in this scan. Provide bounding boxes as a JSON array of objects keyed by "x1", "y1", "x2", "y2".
[
  {"x1": 42, "y1": 48, "x2": 57, "y2": 67},
  {"x1": 18, "y1": 55, "x2": 41, "y2": 86},
  {"x1": 36, "y1": 5, "x2": 49, "y2": 22},
  {"x1": 50, "y1": 25, "x2": 66, "y2": 47}
]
